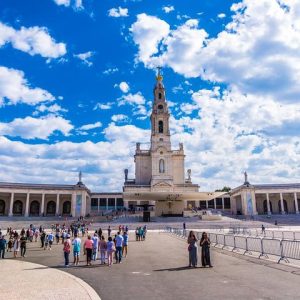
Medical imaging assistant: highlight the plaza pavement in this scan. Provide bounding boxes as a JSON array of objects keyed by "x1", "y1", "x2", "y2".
[
  {"x1": 3, "y1": 231, "x2": 300, "y2": 300},
  {"x1": 0, "y1": 260, "x2": 100, "y2": 300}
]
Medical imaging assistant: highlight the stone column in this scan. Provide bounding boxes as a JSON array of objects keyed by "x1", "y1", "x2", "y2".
[
  {"x1": 24, "y1": 193, "x2": 30, "y2": 217},
  {"x1": 40, "y1": 193, "x2": 45, "y2": 216},
  {"x1": 56, "y1": 194, "x2": 60, "y2": 216},
  {"x1": 71, "y1": 193, "x2": 76, "y2": 217},
  {"x1": 280, "y1": 193, "x2": 285, "y2": 214},
  {"x1": 97, "y1": 198, "x2": 100, "y2": 213},
  {"x1": 294, "y1": 192, "x2": 299, "y2": 214},
  {"x1": 222, "y1": 197, "x2": 225, "y2": 210},
  {"x1": 266, "y1": 193, "x2": 271, "y2": 215},
  {"x1": 213, "y1": 198, "x2": 217, "y2": 210},
  {"x1": 205, "y1": 201, "x2": 208, "y2": 209},
  {"x1": 115, "y1": 198, "x2": 117, "y2": 210},
  {"x1": 8, "y1": 192, "x2": 14, "y2": 216},
  {"x1": 106, "y1": 198, "x2": 108, "y2": 211}
]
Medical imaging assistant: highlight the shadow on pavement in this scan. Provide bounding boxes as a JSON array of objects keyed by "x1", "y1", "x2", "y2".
[{"x1": 153, "y1": 266, "x2": 201, "y2": 272}]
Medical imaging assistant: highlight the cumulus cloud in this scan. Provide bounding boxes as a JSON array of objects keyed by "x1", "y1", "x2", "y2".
[
  {"x1": 111, "y1": 114, "x2": 129, "y2": 122},
  {"x1": 0, "y1": 123, "x2": 150, "y2": 191},
  {"x1": 162, "y1": 6, "x2": 175, "y2": 13},
  {"x1": 79, "y1": 121, "x2": 102, "y2": 131},
  {"x1": 33, "y1": 104, "x2": 68, "y2": 115},
  {"x1": 0, "y1": 115, "x2": 73, "y2": 140},
  {"x1": 130, "y1": 1, "x2": 300, "y2": 103},
  {"x1": 0, "y1": 22, "x2": 66, "y2": 58},
  {"x1": 93, "y1": 102, "x2": 113, "y2": 110},
  {"x1": 118, "y1": 81, "x2": 130, "y2": 93},
  {"x1": 74, "y1": 51, "x2": 94, "y2": 66},
  {"x1": 217, "y1": 13, "x2": 226, "y2": 18},
  {"x1": 130, "y1": 13, "x2": 170, "y2": 65},
  {"x1": 0, "y1": 66, "x2": 55, "y2": 106},
  {"x1": 53, "y1": 0, "x2": 83, "y2": 10},
  {"x1": 108, "y1": 7, "x2": 129, "y2": 18}
]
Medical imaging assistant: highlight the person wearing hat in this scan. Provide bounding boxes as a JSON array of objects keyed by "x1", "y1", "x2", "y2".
[{"x1": 63, "y1": 234, "x2": 71, "y2": 267}]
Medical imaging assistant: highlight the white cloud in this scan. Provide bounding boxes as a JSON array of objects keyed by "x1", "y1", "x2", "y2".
[
  {"x1": 162, "y1": 6, "x2": 175, "y2": 13},
  {"x1": 34, "y1": 104, "x2": 67, "y2": 115},
  {"x1": 93, "y1": 102, "x2": 113, "y2": 110},
  {"x1": 74, "y1": 51, "x2": 94, "y2": 66},
  {"x1": 130, "y1": 13, "x2": 170, "y2": 65},
  {"x1": 79, "y1": 122, "x2": 102, "y2": 131},
  {"x1": 103, "y1": 67, "x2": 118, "y2": 75},
  {"x1": 0, "y1": 66, "x2": 55, "y2": 106},
  {"x1": 130, "y1": 2, "x2": 300, "y2": 103},
  {"x1": 108, "y1": 7, "x2": 129, "y2": 18},
  {"x1": 217, "y1": 13, "x2": 226, "y2": 18},
  {"x1": 118, "y1": 81, "x2": 130, "y2": 93},
  {"x1": 111, "y1": 114, "x2": 129, "y2": 122},
  {"x1": 53, "y1": 0, "x2": 83, "y2": 10},
  {"x1": 118, "y1": 92, "x2": 145, "y2": 106},
  {"x1": 0, "y1": 115, "x2": 73, "y2": 140},
  {"x1": 0, "y1": 22, "x2": 66, "y2": 58},
  {"x1": 0, "y1": 123, "x2": 150, "y2": 191}
]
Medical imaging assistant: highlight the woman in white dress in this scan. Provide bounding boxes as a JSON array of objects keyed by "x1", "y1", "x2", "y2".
[{"x1": 13, "y1": 236, "x2": 20, "y2": 258}]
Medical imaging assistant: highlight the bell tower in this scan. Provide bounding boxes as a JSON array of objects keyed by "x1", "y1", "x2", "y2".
[{"x1": 150, "y1": 68, "x2": 171, "y2": 152}]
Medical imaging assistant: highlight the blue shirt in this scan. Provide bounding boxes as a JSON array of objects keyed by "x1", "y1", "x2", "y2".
[{"x1": 123, "y1": 235, "x2": 129, "y2": 245}]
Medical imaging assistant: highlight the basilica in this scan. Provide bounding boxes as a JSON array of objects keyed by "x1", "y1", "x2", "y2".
[{"x1": 0, "y1": 74, "x2": 300, "y2": 217}]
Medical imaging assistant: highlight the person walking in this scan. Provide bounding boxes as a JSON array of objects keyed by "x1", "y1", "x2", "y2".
[
  {"x1": 99, "y1": 236, "x2": 107, "y2": 264},
  {"x1": 108, "y1": 226, "x2": 111, "y2": 238},
  {"x1": 187, "y1": 231, "x2": 198, "y2": 268},
  {"x1": 72, "y1": 233, "x2": 81, "y2": 266},
  {"x1": 48, "y1": 232, "x2": 54, "y2": 250},
  {"x1": 92, "y1": 233, "x2": 99, "y2": 261},
  {"x1": 200, "y1": 232, "x2": 212, "y2": 268},
  {"x1": 13, "y1": 235, "x2": 20, "y2": 258},
  {"x1": 122, "y1": 231, "x2": 129, "y2": 257},
  {"x1": 106, "y1": 236, "x2": 115, "y2": 267},
  {"x1": 84, "y1": 235, "x2": 93, "y2": 266},
  {"x1": 20, "y1": 234, "x2": 27, "y2": 258},
  {"x1": 115, "y1": 232, "x2": 124, "y2": 263},
  {"x1": 40, "y1": 231, "x2": 46, "y2": 248},
  {"x1": 0, "y1": 236, "x2": 7, "y2": 259},
  {"x1": 63, "y1": 234, "x2": 71, "y2": 267}
]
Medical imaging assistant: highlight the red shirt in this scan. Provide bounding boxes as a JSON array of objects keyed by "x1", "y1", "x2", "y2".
[{"x1": 84, "y1": 239, "x2": 93, "y2": 249}]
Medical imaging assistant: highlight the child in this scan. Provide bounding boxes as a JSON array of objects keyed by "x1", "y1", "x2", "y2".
[
  {"x1": 7, "y1": 238, "x2": 13, "y2": 252},
  {"x1": 98, "y1": 236, "x2": 107, "y2": 264}
]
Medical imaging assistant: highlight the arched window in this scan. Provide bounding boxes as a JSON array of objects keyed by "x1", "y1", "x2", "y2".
[
  {"x1": 158, "y1": 93, "x2": 162, "y2": 99},
  {"x1": 63, "y1": 201, "x2": 71, "y2": 215},
  {"x1": 47, "y1": 201, "x2": 56, "y2": 215},
  {"x1": 158, "y1": 121, "x2": 163, "y2": 133},
  {"x1": 13, "y1": 200, "x2": 23, "y2": 215},
  {"x1": 159, "y1": 159, "x2": 165, "y2": 173},
  {"x1": 30, "y1": 201, "x2": 40, "y2": 216}
]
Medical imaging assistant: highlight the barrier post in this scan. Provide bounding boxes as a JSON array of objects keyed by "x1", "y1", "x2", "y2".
[{"x1": 259, "y1": 238, "x2": 264, "y2": 258}]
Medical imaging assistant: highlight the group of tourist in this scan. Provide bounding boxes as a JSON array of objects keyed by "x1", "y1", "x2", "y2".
[
  {"x1": 187, "y1": 231, "x2": 212, "y2": 268},
  {"x1": 62, "y1": 226, "x2": 130, "y2": 267},
  {"x1": 135, "y1": 226, "x2": 147, "y2": 241}
]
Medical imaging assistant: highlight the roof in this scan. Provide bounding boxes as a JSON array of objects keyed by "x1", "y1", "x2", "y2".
[
  {"x1": 231, "y1": 183, "x2": 300, "y2": 194},
  {"x1": 0, "y1": 182, "x2": 91, "y2": 193}
]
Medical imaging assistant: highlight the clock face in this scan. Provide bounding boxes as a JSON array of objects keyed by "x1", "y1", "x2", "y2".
[{"x1": 158, "y1": 104, "x2": 163, "y2": 110}]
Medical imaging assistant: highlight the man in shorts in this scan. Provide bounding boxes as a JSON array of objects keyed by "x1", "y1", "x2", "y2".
[
  {"x1": 48, "y1": 232, "x2": 54, "y2": 250},
  {"x1": 72, "y1": 233, "x2": 81, "y2": 265}
]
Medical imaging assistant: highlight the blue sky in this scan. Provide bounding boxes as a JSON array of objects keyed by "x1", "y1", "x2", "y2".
[{"x1": 0, "y1": 0, "x2": 300, "y2": 191}]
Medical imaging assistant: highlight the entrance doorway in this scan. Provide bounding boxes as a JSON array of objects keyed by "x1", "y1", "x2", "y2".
[{"x1": 30, "y1": 201, "x2": 40, "y2": 216}]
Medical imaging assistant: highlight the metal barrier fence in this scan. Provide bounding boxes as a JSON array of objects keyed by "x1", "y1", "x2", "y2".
[
  {"x1": 228, "y1": 227, "x2": 300, "y2": 241},
  {"x1": 165, "y1": 227, "x2": 300, "y2": 263}
]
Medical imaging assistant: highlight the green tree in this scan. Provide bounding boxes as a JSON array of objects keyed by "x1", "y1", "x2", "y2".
[{"x1": 215, "y1": 186, "x2": 231, "y2": 192}]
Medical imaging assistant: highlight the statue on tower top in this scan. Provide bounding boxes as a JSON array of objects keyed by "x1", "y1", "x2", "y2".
[
  {"x1": 78, "y1": 170, "x2": 82, "y2": 183},
  {"x1": 156, "y1": 66, "x2": 163, "y2": 82}
]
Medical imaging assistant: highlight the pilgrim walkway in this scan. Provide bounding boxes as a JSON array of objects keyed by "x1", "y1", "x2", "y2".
[{"x1": 3, "y1": 230, "x2": 300, "y2": 300}]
